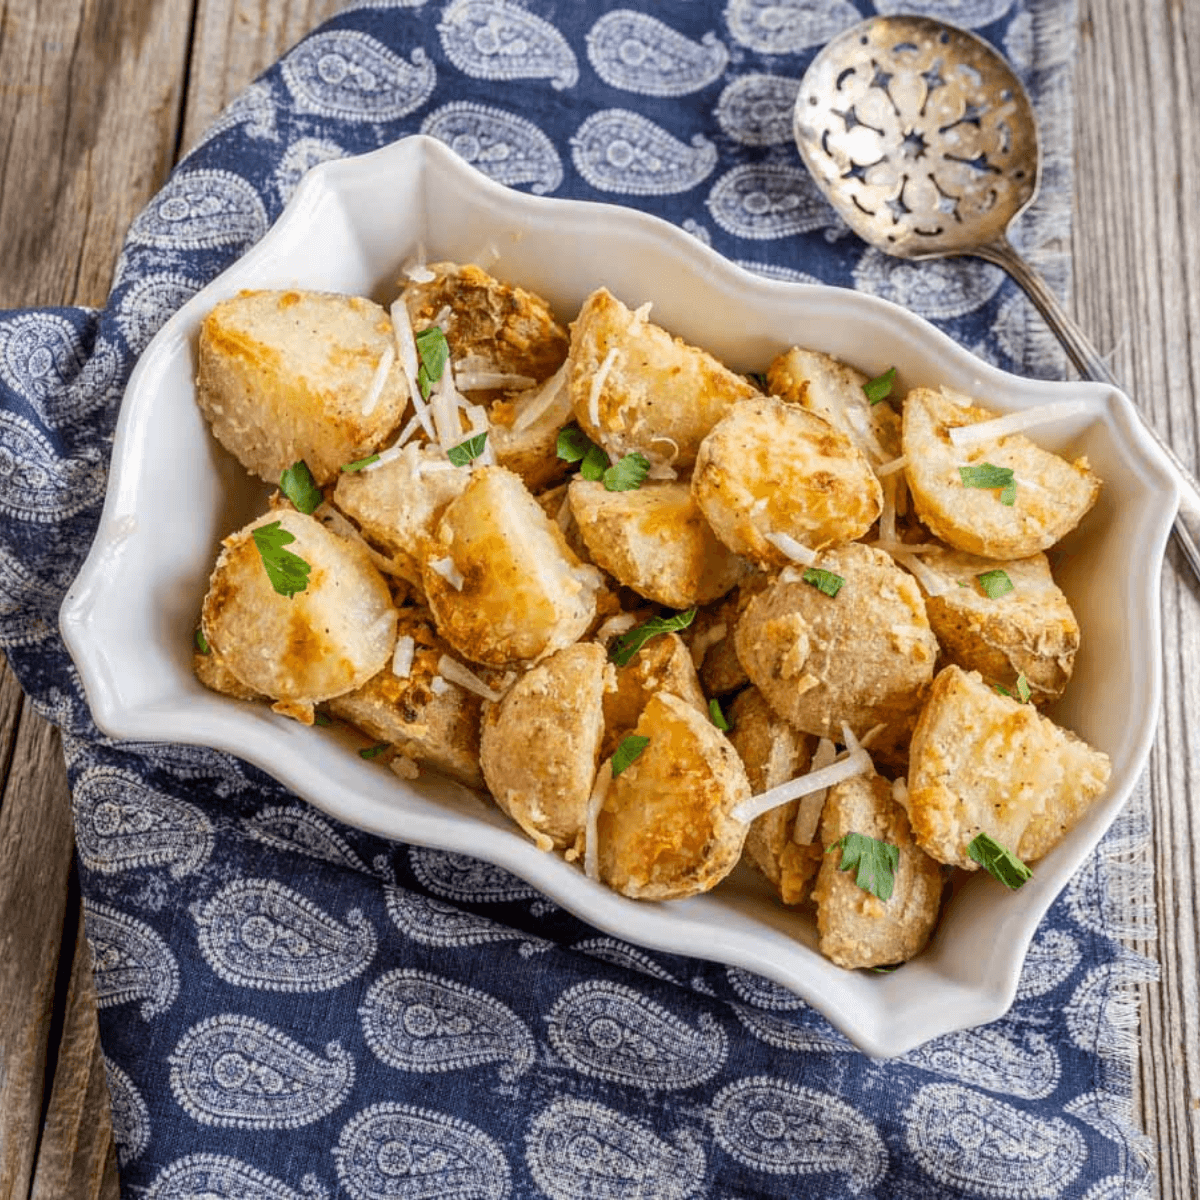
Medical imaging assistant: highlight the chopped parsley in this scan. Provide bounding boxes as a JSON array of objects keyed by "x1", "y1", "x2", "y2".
[
  {"x1": 976, "y1": 568, "x2": 1014, "y2": 599},
  {"x1": 313, "y1": 712, "x2": 333, "y2": 727},
  {"x1": 827, "y1": 832, "x2": 899, "y2": 902},
  {"x1": 580, "y1": 445, "x2": 609, "y2": 480},
  {"x1": 959, "y1": 462, "x2": 1016, "y2": 505},
  {"x1": 748, "y1": 371, "x2": 769, "y2": 391},
  {"x1": 359, "y1": 742, "x2": 390, "y2": 759},
  {"x1": 609, "y1": 608, "x2": 697, "y2": 667},
  {"x1": 708, "y1": 697, "x2": 731, "y2": 731},
  {"x1": 968, "y1": 832, "x2": 1032, "y2": 889},
  {"x1": 342, "y1": 454, "x2": 380, "y2": 473},
  {"x1": 415, "y1": 325, "x2": 449, "y2": 399},
  {"x1": 611, "y1": 734, "x2": 650, "y2": 776},
  {"x1": 251, "y1": 521, "x2": 311, "y2": 598},
  {"x1": 802, "y1": 567, "x2": 845, "y2": 598},
  {"x1": 603, "y1": 451, "x2": 650, "y2": 492},
  {"x1": 557, "y1": 424, "x2": 610, "y2": 480},
  {"x1": 447, "y1": 432, "x2": 488, "y2": 467},
  {"x1": 194, "y1": 628, "x2": 210, "y2": 655},
  {"x1": 995, "y1": 672, "x2": 1032, "y2": 703},
  {"x1": 279, "y1": 459, "x2": 322, "y2": 514},
  {"x1": 862, "y1": 366, "x2": 896, "y2": 406}
]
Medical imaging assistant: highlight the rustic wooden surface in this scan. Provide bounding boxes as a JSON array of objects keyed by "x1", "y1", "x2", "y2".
[{"x1": 0, "y1": 0, "x2": 1195, "y2": 1196}]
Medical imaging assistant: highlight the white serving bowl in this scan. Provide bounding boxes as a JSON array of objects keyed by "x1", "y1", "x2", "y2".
[{"x1": 60, "y1": 135, "x2": 1177, "y2": 1057}]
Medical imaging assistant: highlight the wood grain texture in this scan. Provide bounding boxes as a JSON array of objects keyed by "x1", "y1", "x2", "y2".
[{"x1": 1072, "y1": 1, "x2": 1200, "y2": 1197}]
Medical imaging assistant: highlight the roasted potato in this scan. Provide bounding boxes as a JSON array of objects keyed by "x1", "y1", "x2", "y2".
[{"x1": 488, "y1": 365, "x2": 574, "y2": 491}]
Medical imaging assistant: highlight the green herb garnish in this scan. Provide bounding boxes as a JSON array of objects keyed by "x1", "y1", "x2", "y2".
[
  {"x1": 603, "y1": 452, "x2": 650, "y2": 492},
  {"x1": 748, "y1": 371, "x2": 769, "y2": 391},
  {"x1": 359, "y1": 742, "x2": 389, "y2": 760},
  {"x1": 959, "y1": 463, "x2": 1016, "y2": 505},
  {"x1": 611, "y1": 734, "x2": 650, "y2": 776},
  {"x1": 194, "y1": 628, "x2": 210, "y2": 655},
  {"x1": 826, "y1": 832, "x2": 899, "y2": 902},
  {"x1": 995, "y1": 672, "x2": 1032, "y2": 703},
  {"x1": 314, "y1": 712, "x2": 332, "y2": 727},
  {"x1": 342, "y1": 454, "x2": 380, "y2": 473},
  {"x1": 557, "y1": 424, "x2": 610, "y2": 480},
  {"x1": 968, "y1": 832, "x2": 1032, "y2": 889},
  {"x1": 579, "y1": 444, "x2": 609, "y2": 480},
  {"x1": 976, "y1": 569, "x2": 1014, "y2": 599},
  {"x1": 863, "y1": 366, "x2": 896, "y2": 406},
  {"x1": 802, "y1": 567, "x2": 845, "y2": 598},
  {"x1": 609, "y1": 608, "x2": 697, "y2": 667},
  {"x1": 447, "y1": 432, "x2": 488, "y2": 467},
  {"x1": 251, "y1": 521, "x2": 311, "y2": 598},
  {"x1": 279, "y1": 459, "x2": 322, "y2": 515},
  {"x1": 708, "y1": 697, "x2": 730, "y2": 731},
  {"x1": 415, "y1": 326, "x2": 449, "y2": 399}
]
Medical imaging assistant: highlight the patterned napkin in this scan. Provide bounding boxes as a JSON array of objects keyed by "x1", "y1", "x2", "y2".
[{"x1": 0, "y1": 1, "x2": 1159, "y2": 1196}]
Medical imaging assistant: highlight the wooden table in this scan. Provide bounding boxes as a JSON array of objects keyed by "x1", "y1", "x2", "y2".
[{"x1": 0, "y1": 2, "x2": 1195, "y2": 1196}]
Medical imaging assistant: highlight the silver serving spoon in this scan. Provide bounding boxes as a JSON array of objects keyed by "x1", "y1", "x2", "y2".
[{"x1": 794, "y1": 14, "x2": 1200, "y2": 580}]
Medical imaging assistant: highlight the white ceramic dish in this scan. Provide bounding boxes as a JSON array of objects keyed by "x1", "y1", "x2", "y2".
[{"x1": 61, "y1": 135, "x2": 1177, "y2": 1057}]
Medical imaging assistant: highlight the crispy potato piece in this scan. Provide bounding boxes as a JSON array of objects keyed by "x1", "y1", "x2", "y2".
[
  {"x1": 596, "y1": 692, "x2": 751, "y2": 900},
  {"x1": 480, "y1": 643, "x2": 606, "y2": 851},
  {"x1": 422, "y1": 466, "x2": 604, "y2": 666},
  {"x1": 328, "y1": 608, "x2": 494, "y2": 789},
  {"x1": 488, "y1": 365, "x2": 574, "y2": 492},
  {"x1": 812, "y1": 772, "x2": 944, "y2": 969},
  {"x1": 910, "y1": 546, "x2": 1079, "y2": 703},
  {"x1": 907, "y1": 665, "x2": 1111, "y2": 869},
  {"x1": 601, "y1": 631, "x2": 707, "y2": 759},
  {"x1": 193, "y1": 646, "x2": 266, "y2": 703},
  {"x1": 333, "y1": 443, "x2": 470, "y2": 588},
  {"x1": 569, "y1": 479, "x2": 747, "y2": 609},
  {"x1": 692, "y1": 396, "x2": 883, "y2": 569},
  {"x1": 197, "y1": 290, "x2": 409, "y2": 485},
  {"x1": 403, "y1": 262, "x2": 569, "y2": 384},
  {"x1": 201, "y1": 510, "x2": 398, "y2": 723},
  {"x1": 902, "y1": 387, "x2": 1101, "y2": 559},
  {"x1": 734, "y1": 543, "x2": 937, "y2": 740},
  {"x1": 683, "y1": 579, "x2": 769, "y2": 697},
  {"x1": 729, "y1": 688, "x2": 820, "y2": 906},
  {"x1": 569, "y1": 288, "x2": 757, "y2": 470},
  {"x1": 767, "y1": 347, "x2": 902, "y2": 466}
]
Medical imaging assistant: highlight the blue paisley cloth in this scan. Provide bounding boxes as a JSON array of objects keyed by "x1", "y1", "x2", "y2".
[{"x1": 0, "y1": 1, "x2": 1160, "y2": 1197}]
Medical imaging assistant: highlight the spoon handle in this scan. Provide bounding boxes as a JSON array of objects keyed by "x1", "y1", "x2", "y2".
[{"x1": 976, "y1": 236, "x2": 1200, "y2": 583}]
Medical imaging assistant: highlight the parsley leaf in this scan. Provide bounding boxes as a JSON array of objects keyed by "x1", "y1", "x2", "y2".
[
  {"x1": 826, "y1": 832, "x2": 899, "y2": 901},
  {"x1": 611, "y1": 734, "x2": 649, "y2": 776},
  {"x1": 999, "y1": 482, "x2": 1017, "y2": 506},
  {"x1": 447, "y1": 432, "x2": 488, "y2": 467},
  {"x1": 579, "y1": 444, "x2": 609, "y2": 481},
  {"x1": 863, "y1": 366, "x2": 896, "y2": 406},
  {"x1": 968, "y1": 832, "x2": 1032, "y2": 889},
  {"x1": 802, "y1": 567, "x2": 845, "y2": 598},
  {"x1": 748, "y1": 371, "x2": 769, "y2": 391},
  {"x1": 359, "y1": 742, "x2": 389, "y2": 759},
  {"x1": 415, "y1": 326, "x2": 449, "y2": 400},
  {"x1": 342, "y1": 454, "x2": 380, "y2": 473},
  {"x1": 995, "y1": 672, "x2": 1032, "y2": 703},
  {"x1": 609, "y1": 608, "x2": 697, "y2": 667},
  {"x1": 279, "y1": 459, "x2": 322, "y2": 514},
  {"x1": 708, "y1": 697, "x2": 731, "y2": 731},
  {"x1": 959, "y1": 462, "x2": 1016, "y2": 495},
  {"x1": 251, "y1": 521, "x2": 311, "y2": 598},
  {"x1": 194, "y1": 628, "x2": 210, "y2": 655},
  {"x1": 556, "y1": 424, "x2": 593, "y2": 462},
  {"x1": 313, "y1": 712, "x2": 332, "y2": 727},
  {"x1": 603, "y1": 452, "x2": 650, "y2": 492},
  {"x1": 976, "y1": 568, "x2": 1014, "y2": 599}
]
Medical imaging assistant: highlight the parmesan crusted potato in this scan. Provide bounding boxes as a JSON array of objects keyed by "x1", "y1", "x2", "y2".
[
  {"x1": 734, "y1": 543, "x2": 937, "y2": 740},
  {"x1": 569, "y1": 479, "x2": 747, "y2": 609},
  {"x1": 910, "y1": 546, "x2": 1079, "y2": 703},
  {"x1": 200, "y1": 509, "x2": 398, "y2": 723},
  {"x1": 479, "y1": 643, "x2": 606, "y2": 851},
  {"x1": 692, "y1": 396, "x2": 883, "y2": 569},
  {"x1": 328, "y1": 608, "x2": 494, "y2": 789},
  {"x1": 729, "y1": 688, "x2": 821, "y2": 906},
  {"x1": 333, "y1": 442, "x2": 470, "y2": 588},
  {"x1": 902, "y1": 387, "x2": 1101, "y2": 559},
  {"x1": 767, "y1": 347, "x2": 902, "y2": 466},
  {"x1": 812, "y1": 772, "x2": 944, "y2": 969},
  {"x1": 907, "y1": 665, "x2": 1111, "y2": 869},
  {"x1": 596, "y1": 692, "x2": 751, "y2": 900},
  {"x1": 193, "y1": 644, "x2": 266, "y2": 703},
  {"x1": 197, "y1": 290, "x2": 410, "y2": 485},
  {"x1": 422, "y1": 466, "x2": 604, "y2": 666},
  {"x1": 569, "y1": 287, "x2": 757, "y2": 470},
  {"x1": 488, "y1": 366, "x2": 573, "y2": 491},
  {"x1": 683, "y1": 581, "x2": 767, "y2": 697}
]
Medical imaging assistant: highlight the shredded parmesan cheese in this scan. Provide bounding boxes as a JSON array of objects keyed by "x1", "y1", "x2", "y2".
[
  {"x1": 875, "y1": 455, "x2": 908, "y2": 478},
  {"x1": 887, "y1": 548, "x2": 953, "y2": 597},
  {"x1": 764, "y1": 530, "x2": 819, "y2": 567},
  {"x1": 436, "y1": 655, "x2": 503, "y2": 703},
  {"x1": 431, "y1": 362, "x2": 466, "y2": 450},
  {"x1": 588, "y1": 348, "x2": 618, "y2": 431},
  {"x1": 732, "y1": 746, "x2": 871, "y2": 825},
  {"x1": 313, "y1": 503, "x2": 404, "y2": 577},
  {"x1": 595, "y1": 612, "x2": 640, "y2": 646},
  {"x1": 792, "y1": 737, "x2": 838, "y2": 844},
  {"x1": 428, "y1": 556, "x2": 464, "y2": 590},
  {"x1": 892, "y1": 776, "x2": 910, "y2": 814},
  {"x1": 389, "y1": 299, "x2": 435, "y2": 438},
  {"x1": 629, "y1": 300, "x2": 653, "y2": 333},
  {"x1": 512, "y1": 362, "x2": 569, "y2": 431},
  {"x1": 362, "y1": 442, "x2": 408, "y2": 473},
  {"x1": 360, "y1": 344, "x2": 396, "y2": 417},
  {"x1": 879, "y1": 476, "x2": 897, "y2": 543},
  {"x1": 555, "y1": 493, "x2": 573, "y2": 534},
  {"x1": 584, "y1": 763, "x2": 613, "y2": 882},
  {"x1": 948, "y1": 401, "x2": 1089, "y2": 449},
  {"x1": 867, "y1": 540, "x2": 941, "y2": 555},
  {"x1": 429, "y1": 675, "x2": 451, "y2": 696},
  {"x1": 389, "y1": 755, "x2": 420, "y2": 780},
  {"x1": 392, "y1": 635, "x2": 415, "y2": 679},
  {"x1": 455, "y1": 371, "x2": 537, "y2": 392},
  {"x1": 687, "y1": 620, "x2": 727, "y2": 667}
]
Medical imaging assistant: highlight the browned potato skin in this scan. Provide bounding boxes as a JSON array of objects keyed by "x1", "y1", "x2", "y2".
[
  {"x1": 480, "y1": 643, "x2": 607, "y2": 851},
  {"x1": 403, "y1": 262, "x2": 569, "y2": 384},
  {"x1": 197, "y1": 290, "x2": 409, "y2": 486},
  {"x1": 193, "y1": 647, "x2": 266, "y2": 702},
  {"x1": 902, "y1": 387, "x2": 1101, "y2": 559},
  {"x1": 729, "y1": 688, "x2": 820, "y2": 906},
  {"x1": 915, "y1": 547, "x2": 1079, "y2": 703},
  {"x1": 327, "y1": 608, "x2": 493, "y2": 790},
  {"x1": 813, "y1": 772, "x2": 944, "y2": 969},
  {"x1": 907, "y1": 665, "x2": 1111, "y2": 869},
  {"x1": 569, "y1": 479, "x2": 747, "y2": 609},
  {"x1": 600, "y1": 631, "x2": 707, "y2": 760},
  {"x1": 597, "y1": 692, "x2": 751, "y2": 900},
  {"x1": 734, "y1": 542, "x2": 937, "y2": 741},
  {"x1": 569, "y1": 287, "x2": 757, "y2": 469},
  {"x1": 692, "y1": 396, "x2": 883, "y2": 569}
]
